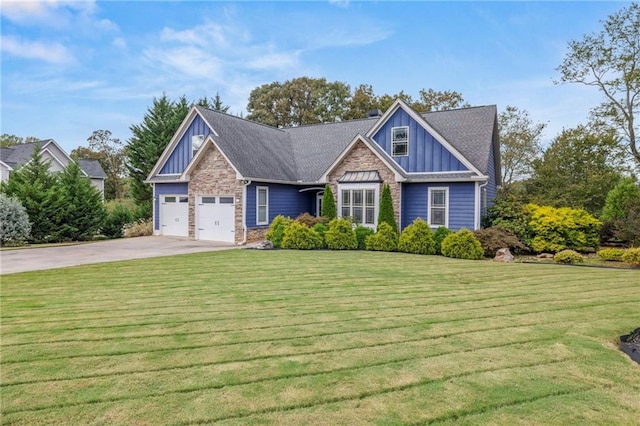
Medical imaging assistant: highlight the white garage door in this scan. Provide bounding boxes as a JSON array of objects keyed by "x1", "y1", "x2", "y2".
[
  {"x1": 196, "y1": 195, "x2": 235, "y2": 242},
  {"x1": 161, "y1": 195, "x2": 188, "y2": 237}
]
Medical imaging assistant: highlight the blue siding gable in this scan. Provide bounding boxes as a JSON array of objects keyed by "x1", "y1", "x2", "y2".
[
  {"x1": 159, "y1": 115, "x2": 214, "y2": 175},
  {"x1": 245, "y1": 183, "x2": 314, "y2": 228},
  {"x1": 372, "y1": 108, "x2": 468, "y2": 173},
  {"x1": 402, "y1": 182, "x2": 476, "y2": 231}
]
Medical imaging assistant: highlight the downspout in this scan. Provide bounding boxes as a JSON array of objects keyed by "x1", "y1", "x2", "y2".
[
  {"x1": 240, "y1": 179, "x2": 252, "y2": 245},
  {"x1": 477, "y1": 180, "x2": 489, "y2": 230}
]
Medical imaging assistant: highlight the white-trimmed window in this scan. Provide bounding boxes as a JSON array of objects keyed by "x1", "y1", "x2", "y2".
[
  {"x1": 192, "y1": 135, "x2": 204, "y2": 157},
  {"x1": 339, "y1": 184, "x2": 378, "y2": 228},
  {"x1": 257, "y1": 186, "x2": 269, "y2": 225},
  {"x1": 428, "y1": 187, "x2": 448, "y2": 227},
  {"x1": 392, "y1": 126, "x2": 408, "y2": 157}
]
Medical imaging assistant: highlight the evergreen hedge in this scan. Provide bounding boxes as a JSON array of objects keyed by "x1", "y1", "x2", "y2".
[
  {"x1": 325, "y1": 218, "x2": 358, "y2": 250},
  {"x1": 398, "y1": 218, "x2": 435, "y2": 255}
]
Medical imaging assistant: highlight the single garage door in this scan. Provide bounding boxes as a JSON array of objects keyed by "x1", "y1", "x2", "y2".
[
  {"x1": 196, "y1": 195, "x2": 235, "y2": 242},
  {"x1": 161, "y1": 195, "x2": 188, "y2": 237}
]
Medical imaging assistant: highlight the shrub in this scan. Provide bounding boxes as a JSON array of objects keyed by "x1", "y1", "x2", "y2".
[
  {"x1": 355, "y1": 225, "x2": 374, "y2": 250},
  {"x1": 0, "y1": 194, "x2": 31, "y2": 246},
  {"x1": 321, "y1": 184, "x2": 336, "y2": 220},
  {"x1": 324, "y1": 218, "x2": 357, "y2": 250},
  {"x1": 377, "y1": 183, "x2": 397, "y2": 232},
  {"x1": 265, "y1": 215, "x2": 292, "y2": 248},
  {"x1": 601, "y1": 177, "x2": 640, "y2": 222},
  {"x1": 123, "y1": 218, "x2": 153, "y2": 237},
  {"x1": 398, "y1": 218, "x2": 435, "y2": 255},
  {"x1": 553, "y1": 249, "x2": 584, "y2": 264},
  {"x1": 365, "y1": 222, "x2": 398, "y2": 252},
  {"x1": 295, "y1": 212, "x2": 325, "y2": 227},
  {"x1": 473, "y1": 226, "x2": 529, "y2": 258},
  {"x1": 434, "y1": 226, "x2": 453, "y2": 255},
  {"x1": 102, "y1": 202, "x2": 135, "y2": 239},
  {"x1": 527, "y1": 204, "x2": 601, "y2": 253},
  {"x1": 597, "y1": 248, "x2": 626, "y2": 262},
  {"x1": 441, "y1": 228, "x2": 484, "y2": 260},
  {"x1": 312, "y1": 223, "x2": 327, "y2": 248},
  {"x1": 621, "y1": 248, "x2": 640, "y2": 268},
  {"x1": 281, "y1": 221, "x2": 323, "y2": 250},
  {"x1": 486, "y1": 193, "x2": 532, "y2": 245},
  {"x1": 613, "y1": 196, "x2": 640, "y2": 247}
]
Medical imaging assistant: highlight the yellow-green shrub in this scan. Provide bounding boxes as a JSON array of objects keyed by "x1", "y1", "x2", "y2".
[
  {"x1": 597, "y1": 248, "x2": 625, "y2": 262},
  {"x1": 281, "y1": 221, "x2": 322, "y2": 250},
  {"x1": 398, "y1": 218, "x2": 435, "y2": 255},
  {"x1": 325, "y1": 218, "x2": 357, "y2": 250},
  {"x1": 621, "y1": 247, "x2": 640, "y2": 267},
  {"x1": 365, "y1": 222, "x2": 398, "y2": 252},
  {"x1": 553, "y1": 249, "x2": 584, "y2": 264},
  {"x1": 526, "y1": 204, "x2": 601, "y2": 253},
  {"x1": 265, "y1": 215, "x2": 292, "y2": 248},
  {"x1": 441, "y1": 228, "x2": 484, "y2": 260}
]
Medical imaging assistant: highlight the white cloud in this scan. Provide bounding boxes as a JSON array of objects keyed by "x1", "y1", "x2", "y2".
[
  {"x1": 160, "y1": 22, "x2": 227, "y2": 49},
  {"x1": 112, "y1": 37, "x2": 127, "y2": 50},
  {"x1": 0, "y1": 0, "x2": 97, "y2": 28},
  {"x1": 328, "y1": 0, "x2": 350, "y2": 8},
  {"x1": 1, "y1": 35, "x2": 75, "y2": 64},
  {"x1": 247, "y1": 51, "x2": 301, "y2": 71},
  {"x1": 144, "y1": 46, "x2": 223, "y2": 80}
]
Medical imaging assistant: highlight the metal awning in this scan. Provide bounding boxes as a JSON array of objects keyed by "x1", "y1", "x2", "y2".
[{"x1": 338, "y1": 170, "x2": 382, "y2": 183}]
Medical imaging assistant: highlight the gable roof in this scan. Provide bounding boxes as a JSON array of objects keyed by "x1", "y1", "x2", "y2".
[
  {"x1": 77, "y1": 159, "x2": 107, "y2": 179},
  {"x1": 148, "y1": 103, "x2": 499, "y2": 185}
]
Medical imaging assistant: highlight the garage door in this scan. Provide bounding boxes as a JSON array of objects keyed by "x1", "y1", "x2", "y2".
[
  {"x1": 196, "y1": 195, "x2": 235, "y2": 242},
  {"x1": 161, "y1": 195, "x2": 188, "y2": 237}
]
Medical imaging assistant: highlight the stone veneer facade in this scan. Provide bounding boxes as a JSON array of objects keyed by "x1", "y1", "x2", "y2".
[
  {"x1": 188, "y1": 144, "x2": 244, "y2": 244},
  {"x1": 326, "y1": 139, "x2": 401, "y2": 227}
]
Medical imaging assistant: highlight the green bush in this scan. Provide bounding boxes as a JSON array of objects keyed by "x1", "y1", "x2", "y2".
[
  {"x1": 486, "y1": 193, "x2": 532, "y2": 245},
  {"x1": 377, "y1": 183, "x2": 397, "y2": 232},
  {"x1": 441, "y1": 228, "x2": 484, "y2": 260},
  {"x1": 355, "y1": 225, "x2": 374, "y2": 250},
  {"x1": 596, "y1": 248, "x2": 626, "y2": 262},
  {"x1": 473, "y1": 226, "x2": 529, "y2": 258},
  {"x1": 365, "y1": 222, "x2": 398, "y2": 252},
  {"x1": 325, "y1": 218, "x2": 357, "y2": 250},
  {"x1": 527, "y1": 204, "x2": 601, "y2": 253},
  {"x1": 613, "y1": 196, "x2": 640, "y2": 247},
  {"x1": 102, "y1": 202, "x2": 135, "y2": 239},
  {"x1": 312, "y1": 223, "x2": 327, "y2": 248},
  {"x1": 434, "y1": 226, "x2": 453, "y2": 255},
  {"x1": 0, "y1": 194, "x2": 31, "y2": 246},
  {"x1": 621, "y1": 247, "x2": 640, "y2": 268},
  {"x1": 553, "y1": 249, "x2": 584, "y2": 264},
  {"x1": 265, "y1": 215, "x2": 292, "y2": 248},
  {"x1": 321, "y1": 184, "x2": 337, "y2": 220},
  {"x1": 281, "y1": 221, "x2": 323, "y2": 250},
  {"x1": 601, "y1": 177, "x2": 640, "y2": 222},
  {"x1": 398, "y1": 218, "x2": 435, "y2": 255}
]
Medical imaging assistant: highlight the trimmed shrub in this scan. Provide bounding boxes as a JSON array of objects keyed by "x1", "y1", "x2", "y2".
[
  {"x1": 325, "y1": 218, "x2": 357, "y2": 250},
  {"x1": 281, "y1": 221, "x2": 323, "y2": 250},
  {"x1": 312, "y1": 223, "x2": 327, "y2": 248},
  {"x1": 123, "y1": 218, "x2": 153, "y2": 237},
  {"x1": 398, "y1": 218, "x2": 435, "y2": 255},
  {"x1": 0, "y1": 194, "x2": 31, "y2": 246},
  {"x1": 441, "y1": 228, "x2": 484, "y2": 260},
  {"x1": 621, "y1": 248, "x2": 640, "y2": 268},
  {"x1": 295, "y1": 212, "x2": 326, "y2": 227},
  {"x1": 434, "y1": 226, "x2": 453, "y2": 255},
  {"x1": 597, "y1": 248, "x2": 626, "y2": 262},
  {"x1": 473, "y1": 226, "x2": 529, "y2": 258},
  {"x1": 355, "y1": 225, "x2": 374, "y2": 250},
  {"x1": 601, "y1": 177, "x2": 640, "y2": 222},
  {"x1": 265, "y1": 215, "x2": 292, "y2": 248},
  {"x1": 365, "y1": 222, "x2": 398, "y2": 252},
  {"x1": 486, "y1": 193, "x2": 532, "y2": 245},
  {"x1": 102, "y1": 202, "x2": 135, "y2": 239},
  {"x1": 553, "y1": 249, "x2": 584, "y2": 264},
  {"x1": 321, "y1": 184, "x2": 337, "y2": 220},
  {"x1": 377, "y1": 183, "x2": 397, "y2": 232},
  {"x1": 527, "y1": 204, "x2": 601, "y2": 253}
]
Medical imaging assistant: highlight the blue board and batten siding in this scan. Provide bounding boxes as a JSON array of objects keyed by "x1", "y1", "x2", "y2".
[
  {"x1": 153, "y1": 182, "x2": 189, "y2": 230},
  {"x1": 372, "y1": 109, "x2": 468, "y2": 173},
  {"x1": 159, "y1": 115, "x2": 213, "y2": 175},
  {"x1": 402, "y1": 182, "x2": 476, "y2": 231},
  {"x1": 245, "y1": 183, "x2": 314, "y2": 228}
]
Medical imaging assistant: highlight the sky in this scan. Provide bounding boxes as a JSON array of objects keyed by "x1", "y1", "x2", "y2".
[{"x1": 0, "y1": 0, "x2": 632, "y2": 154}]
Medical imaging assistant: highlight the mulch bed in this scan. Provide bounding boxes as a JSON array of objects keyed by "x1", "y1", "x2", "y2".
[{"x1": 620, "y1": 328, "x2": 640, "y2": 364}]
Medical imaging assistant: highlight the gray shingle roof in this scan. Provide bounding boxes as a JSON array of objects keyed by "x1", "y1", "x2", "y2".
[
  {"x1": 183, "y1": 104, "x2": 498, "y2": 184},
  {"x1": 77, "y1": 159, "x2": 107, "y2": 178}
]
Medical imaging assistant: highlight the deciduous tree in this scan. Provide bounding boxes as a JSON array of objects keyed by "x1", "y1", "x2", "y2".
[{"x1": 84, "y1": 130, "x2": 128, "y2": 200}]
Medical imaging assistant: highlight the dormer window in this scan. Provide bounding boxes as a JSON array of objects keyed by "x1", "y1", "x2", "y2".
[
  {"x1": 192, "y1": 135, "x2": 204, "y2": 157},
  {"x1": 392, "y1": 126, "x2": 408, "y2": 157}
]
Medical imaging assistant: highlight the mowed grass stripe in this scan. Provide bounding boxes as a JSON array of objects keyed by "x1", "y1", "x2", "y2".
[{"x1": 1, "y1": 250, "x2": 638, "y2": 424}]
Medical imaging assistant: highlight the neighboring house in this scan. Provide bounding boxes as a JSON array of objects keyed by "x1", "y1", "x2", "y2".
[
  {"x1": 146, "y1": 99, "x2": 501, "y2": 244},
  {"x1": 0, "y1": 140, "x2": 106, "y2": 194}
]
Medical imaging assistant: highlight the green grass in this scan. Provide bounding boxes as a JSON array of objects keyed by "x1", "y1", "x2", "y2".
[{"x1": 1, "y1": 250, "x2": 639, "y2": 425}]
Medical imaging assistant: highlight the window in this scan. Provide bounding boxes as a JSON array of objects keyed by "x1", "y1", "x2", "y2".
[
  {"x1": 392, "y1": 126, "x2": 408, "y2": 157},
  {"x1": 257, "y1": 186, "x2": 268, "y2": 225},
  {"x1": 428, "y1": 188, "x2": 448, "y2": 227},
  {"x1": 192, "y1": 135, "x2": 204, "y2": 157},
  {"x1": 340, "y1": 186, "x2": 376, "y2": 227}
]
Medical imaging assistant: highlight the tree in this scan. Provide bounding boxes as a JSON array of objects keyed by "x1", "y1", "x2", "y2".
[
  {"x1": 0, "y1": 134, "x2": 39, "y2": 148},
  {"x1": 557, "y1": 3, "x2": 640, "y2": 168},
  {"x1": 377, "y1": 183, "x2": 397, "y2": 232},
  {"x1": 0, "y1": 194, "x2": 31, "y2": 245},
  {"x1": 601, "y1": 177, "x2": 640, "y2": 221},
  {"x1": 415, "y1": 88, "x2": 470, "y2": 112},
  {"x1": 126, "y1": 94, "x2": 190, "y2": 218},
  {"x1": 196, "y1": 91, "x2": 230, "y2": 113},
  {"x1": 321, "y1": 184, "x2": 336, "y2": 219},
  {"x1": 343, "y1": 84, "x2": 380, "y2": 120},
  {"x1": 526, "y1": 125, "x2": 623, "y2": 216},
  {"x1": 84, "y1": 130, "x2": 128, "y2": 200},
  {"x1": 499, "y1": 106, "x2": 546, "y2": 187}
]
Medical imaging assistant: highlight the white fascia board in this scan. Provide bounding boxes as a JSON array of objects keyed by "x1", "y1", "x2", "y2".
[
  {"x1": 406, "y1": 175, "x2": 489, "y2": 183},
  {"x1": 180, "y1": 135, "x2": 244, "y2": 181},
  {"x1": 0, "y1": 160, "x2": 13, "y2": 171}
]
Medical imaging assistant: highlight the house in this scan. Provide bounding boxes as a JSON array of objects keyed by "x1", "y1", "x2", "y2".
[
  {"x1": 0, "y1": 139, "x2": 106, "y2": 194},
  {"x1": 146, "y1": 99, "x2": 501, "y2": 244}
]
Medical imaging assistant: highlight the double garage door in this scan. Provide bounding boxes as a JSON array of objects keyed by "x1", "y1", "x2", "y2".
[{"x1": 160, "y1": 195, "x2": 235, "y2": 242}]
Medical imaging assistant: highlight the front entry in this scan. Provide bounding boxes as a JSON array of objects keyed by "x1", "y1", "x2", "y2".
[{"x1": 196, "y1": 195, "x2": 235, "y2": 242}]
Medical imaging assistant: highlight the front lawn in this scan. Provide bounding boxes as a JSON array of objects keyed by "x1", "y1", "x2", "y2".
[{"x1": 1, "y1": 250, "x2": 639, "y2": 424}]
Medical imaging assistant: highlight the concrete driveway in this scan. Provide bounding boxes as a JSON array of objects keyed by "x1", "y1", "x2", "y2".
[{"x1": 0, "y1": 236, "x2": 240, "y2": 275}]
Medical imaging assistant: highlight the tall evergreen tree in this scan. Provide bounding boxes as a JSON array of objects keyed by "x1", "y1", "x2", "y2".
[
  {"x1": 377, "y1": 183, "x2": 397, "y2": 232},
  {"x1": 321, "y1": 184, "x2": 337, "y2": 219},
  {"x1": 126, "y1": 94, "x2": 190, "y2": 218}
]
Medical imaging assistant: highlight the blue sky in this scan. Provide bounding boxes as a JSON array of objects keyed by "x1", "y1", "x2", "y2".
[{"x1": 0, "y1": 1, "x2": 631, "y2": 154}]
